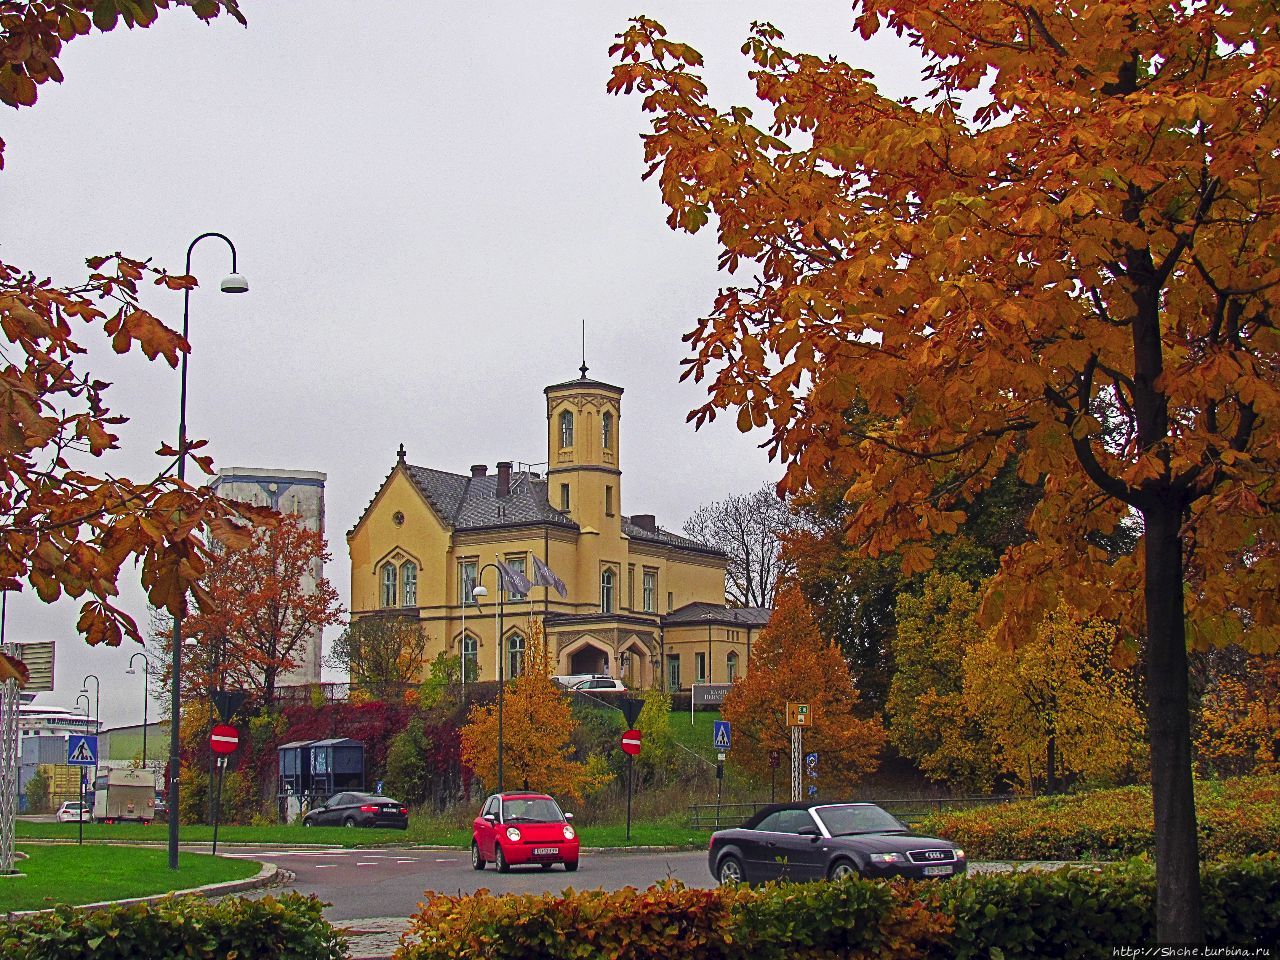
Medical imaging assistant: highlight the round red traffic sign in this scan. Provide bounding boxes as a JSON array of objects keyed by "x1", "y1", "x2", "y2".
[
  {"x1": 209, "y1": 724, "x2": 240, "y2": 755},
  {"x1": 621, "y1": 729, "x2": 643, "y2": 756}
]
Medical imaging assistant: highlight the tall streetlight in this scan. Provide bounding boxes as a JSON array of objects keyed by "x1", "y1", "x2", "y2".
[
  {"x1": 470, "y1": 564, "x2": 508, "y2": 793},
  {"x1": 125, "y1": 653, "x2": 151, "y2": 766},
  {"x1": 80, "y1": 674, "x2": 100, "y2": 785},
  {"x1": 75, "y1": 694, "x2": 90, "y2": 718},
  {"x1": 168, "y1": 232, "x2": 248, "y2": 872}
]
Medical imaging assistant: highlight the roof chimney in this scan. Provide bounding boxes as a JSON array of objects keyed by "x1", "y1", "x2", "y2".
[
  {"x1": 470, "y1": 464, "x2": 488, "y2": 478},
  {"x1": 496, "y1": 461, "x2": 512, "y2": 498},
  {"x1": 631, "y1": 514, "x2": 657, "y2": 533}
]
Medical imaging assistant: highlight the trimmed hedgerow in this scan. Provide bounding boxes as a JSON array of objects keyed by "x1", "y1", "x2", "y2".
[
  {"x1": 916, "y1": 775, "x2": 1280, "y2": 861},
  {"x1": 0, "y1": 892, "x2": 346, "y2": 960},
  {"x1": 395, "y1": 856, "x2": 1280, "y2": 960}
]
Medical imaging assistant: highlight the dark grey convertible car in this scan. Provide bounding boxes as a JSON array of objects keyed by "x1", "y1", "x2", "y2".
[{"x1": 707, "y1": 802, "x2": 966, "y2": 885}]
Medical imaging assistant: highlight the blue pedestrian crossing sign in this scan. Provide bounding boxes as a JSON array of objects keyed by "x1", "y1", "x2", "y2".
[
  {"x1": 67, "y1": 734, "x2": 98, "y2": 766},
  {"x1": 713, "y1": 720, "x2": 731, "y2": 751}
]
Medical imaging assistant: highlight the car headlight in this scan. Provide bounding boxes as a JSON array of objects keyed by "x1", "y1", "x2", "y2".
[
  {"x1": 954, "y1": 848, "x2": 965, "y2": 860},
  {"x1": 869, "y1": 852, "x2": 907, "y2": 864},
  {"x1": 506, "y1": 827, "x2": 522, "y2": 842},
  {"x1": 563, "y1": 825, "x2": 575, "y2": 840}
]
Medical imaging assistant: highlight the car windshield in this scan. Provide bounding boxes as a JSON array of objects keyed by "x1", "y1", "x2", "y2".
[
  {"x1": 814, "y1": 804, "x2": 907, "y2": 836},
  {"x1": 502, "y1": 797, "x2": 564, "y2": 823}
]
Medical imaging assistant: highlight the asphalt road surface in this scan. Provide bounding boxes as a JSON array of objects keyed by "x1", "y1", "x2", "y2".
[{"x1": 223, "y1": 846, "x2": 714, "y2": 922}]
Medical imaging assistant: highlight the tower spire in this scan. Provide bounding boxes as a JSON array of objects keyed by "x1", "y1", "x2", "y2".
[{"x1": 579, "y1": 318, "x2": 588, "y2": 379}]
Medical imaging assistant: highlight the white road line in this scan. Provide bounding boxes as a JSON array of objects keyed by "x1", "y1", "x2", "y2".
[
  {"x1": 314, "y1": 864, "x2": 338, "y2": 869},
  {"x1": 434, "y1": 858, "x2": 458, "y2": 862},
  {"x1": 356, "y1": 861, "x2": 378, "y2": 866},
  {"x1": 395, "y1": 859, "x2": 417, "y2": 863}
]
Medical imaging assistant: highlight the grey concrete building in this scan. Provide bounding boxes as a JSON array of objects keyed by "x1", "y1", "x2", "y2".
[{"x1": 210, "y1": 468, "x2": 327, "y2": 687}]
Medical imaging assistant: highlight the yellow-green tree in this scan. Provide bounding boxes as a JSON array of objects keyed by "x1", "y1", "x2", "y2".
[
  {"x1": 721, "y1": 587, "x2": 886, "y2": 789},
  {"x1": 964, "y1": 604, "x2": 1146, "y2": 792},
  {"x1": 460, "y1": 620, "x2": 607, "y2": 802},
  {"x1": 1196, "y1": 655, "x2": 1280, "y2": 776},
  {"x1": 888, "y1": 573, "x2": 997, "y2": 790}
]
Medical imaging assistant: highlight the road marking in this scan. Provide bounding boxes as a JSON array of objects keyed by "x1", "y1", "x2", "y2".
[
  {"x1": 395, "y1": 859, "x2": 417, "y2": 863},
  {"x1": 434, "y1": 858, "x2": 458, "y2": 862},
  {"x1": 356, "y1": 861, "x2": 378, "y2": 866},
  {"x1": 314, "y1": 864, "x2": 338, "y2": 869}
]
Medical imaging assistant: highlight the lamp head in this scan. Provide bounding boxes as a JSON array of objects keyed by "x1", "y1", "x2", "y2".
[
  {"x1": 79, "y1": 687, "x2": 88, "y2": 694},
  {"x1": 125, "y1": 668, "x2": 136, "y2": 675},
  {"x1": 472, "y1": 585, "x2": 489, "y2": 600},
  {"x1": 220, "y1": 273, "x2": 249, "y2": 294}
]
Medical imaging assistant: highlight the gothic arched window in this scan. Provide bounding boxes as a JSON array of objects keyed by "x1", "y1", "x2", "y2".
[
  {"x1": 380, "y1": 563, "x2": 397, "y2": 608},
  {"x1": 601, "y1": 412, "x2": 614, "y2": 450},
  {"x1": 600, "y1": 569, "x2": 615, "y2": 614},
  {"x1": 401, "y1": 561, "x2": 418, "y2": 607},
  {"x1": 507, "y1": 632, "x2": 526, "y2": 678},
  {"x1": 559, "y1": 411, "x2": 574, "y2": 448}
]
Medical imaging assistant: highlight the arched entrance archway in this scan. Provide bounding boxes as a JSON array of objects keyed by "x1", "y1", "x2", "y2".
[{"x1": 569, "y1": 643, "x2": 610, "y2": 676}]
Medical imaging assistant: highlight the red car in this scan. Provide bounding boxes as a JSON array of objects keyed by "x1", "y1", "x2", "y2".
[{"x1": 471, "y1": 792, "x2": 579, "y2": 872}]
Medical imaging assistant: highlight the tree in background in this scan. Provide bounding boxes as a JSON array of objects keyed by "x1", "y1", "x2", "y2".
[
  {"x1": 1, "y1": 5, "x2": 255, "y2": 647},
  {"x1": 633, "y1": 687, "x2": 677, "y2": 785},
  {"x1": 327, "y1": 614, "x2": 430, "y2": 703},
  {"x1": 610, "y1": 4, "x2": 1280, "y2": 938},
  {"x1": 683, "y1": 483, "x2": 793, "y2": 607},
  {"x1": 888, "y1": 573, "x2": 997, "y2": 790},
  {"x1": 160, "y1": 514, "x2": 344, "y2": 713},
  {"x1": 1196, "y1": 654, "x2": 1280, "y2": 777},
  {"x1": 461, "y1": 619, "x2": 608, "y2": 802},
  {"x1": 964, "y1": 604, "x2": 1147, "y2": 792},
  {"x1": 721, "y1": 587, "x2": 886, "y2": 787}
]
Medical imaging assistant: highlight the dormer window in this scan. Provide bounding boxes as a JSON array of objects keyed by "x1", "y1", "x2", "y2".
[
  {"x1": 559, "y1": 411, "x2": 574, "y2": 448},
  {"x1": 602, "y1": 412, "x2": 613, "y2": 450}
]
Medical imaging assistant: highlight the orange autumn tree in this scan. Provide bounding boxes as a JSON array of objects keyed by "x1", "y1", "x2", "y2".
[
  {"x1": 461, "y1": 619, "x2": 607, "y2": 802},
  {"x1": 2, "y1": 1, "x2": 254, "y2": 646},
  {"x1": 1196, "y1": 654, "x2": 1280, "y2": 776},
  {"x1": 721, "y1": 587, "x2": 886, "y2": 788},
  {"x1": 610, "y1": 3, "x2": 1280, "y2": 940},
  {"x1": 156, "y1": 513, "x2": 344, "y2": 712}
]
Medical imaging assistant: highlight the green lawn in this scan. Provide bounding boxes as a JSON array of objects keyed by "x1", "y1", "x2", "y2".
[
  {"x1": 0, "y1": 845, "x2": 259, "y2": 913},
  {"x1": 670, "y1": 709, "x2": 723, "y2": 759},
  {"x1": 16, "y1": 820, "x2": 421, "y2": 848}
]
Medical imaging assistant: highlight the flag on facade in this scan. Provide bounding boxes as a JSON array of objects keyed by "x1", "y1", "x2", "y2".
[
  {"x1": 496, "y1": 560, "x2": 534, "y2": 597},
  {"x1": 531, "y1": 554, "x2": 568, "y2": 598}
]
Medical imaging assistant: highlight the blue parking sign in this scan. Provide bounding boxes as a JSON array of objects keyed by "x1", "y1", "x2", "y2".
[{"x1": 713, "y1": 720, "x2": 731, "y2": 751}]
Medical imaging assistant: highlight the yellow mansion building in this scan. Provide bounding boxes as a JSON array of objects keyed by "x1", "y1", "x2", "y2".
[{"x1": 346, "y1": 369, "x2": 771, "y2": 691}]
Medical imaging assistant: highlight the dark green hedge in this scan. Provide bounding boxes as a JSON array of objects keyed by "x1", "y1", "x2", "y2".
[
  {"x1": 0, "y1": 892, "x2": 346, "y2": 960},
  {"x1": 396, "y1": 856, "x2": 1280, "y2": 960}
]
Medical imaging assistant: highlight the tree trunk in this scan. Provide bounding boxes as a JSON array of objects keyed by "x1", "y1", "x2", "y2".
[
  {"x1": 1046, "y1": 732, "x2": 1058, "y2": 795},
  {"x1": 1142, "y1": 501, "x2": 1203, "y2": 944}
]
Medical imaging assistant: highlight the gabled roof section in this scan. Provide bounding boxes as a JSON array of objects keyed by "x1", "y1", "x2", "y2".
[
  {"x1": 662, "y1": 603, "x2": 773, "y2": 628},
  {"x1": 407, "y1": 464, "x2": 579, "y2": 532},
  {"x1": 622, "y1": 516, "x2": 727, "y2": 558}
]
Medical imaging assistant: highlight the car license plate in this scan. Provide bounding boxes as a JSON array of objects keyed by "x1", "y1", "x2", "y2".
[
  {"x1": 923, "y1": 865, "x2": 953, "y2": 876},
  {"x1": 533, "y1": 847, "x2": 559, "y2": 856}
]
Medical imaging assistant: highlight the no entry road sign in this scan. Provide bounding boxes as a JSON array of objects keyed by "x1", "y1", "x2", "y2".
[
  {"x1": 209, "y1": 724, "x2": 240, "y2": 755},
  {"x1": 621, "y1": 729, "x2": 643, "y2": 756}
]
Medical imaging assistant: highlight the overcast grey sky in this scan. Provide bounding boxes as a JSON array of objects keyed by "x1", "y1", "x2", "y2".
[{"x1": 1, "y1": 2, "x2": 920, "y2": 727}]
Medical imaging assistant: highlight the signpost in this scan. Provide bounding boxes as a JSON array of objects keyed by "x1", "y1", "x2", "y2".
[
  {"x1": 786, "y1": 703, "x2": 809, "y2": 802},
  {"x1": 208, "y1": 725, "x2": 239, "y2": 854},
  {"x1": 712, "y1": 720, "x2": 731, "y2": 751},
  {"x1": 690, "y1": 683, "x2": 731, "y2": 723},
  {"x1": 67, "y1": 735, "x2": 97, "y2": 846},
  {"x1": 620, "y1": 729, "x2": 642, "y2": 840}
]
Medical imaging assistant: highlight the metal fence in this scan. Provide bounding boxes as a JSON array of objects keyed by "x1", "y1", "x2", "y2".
[{"x1": 689, "y1": 795, "x2": 1015, "y2": 831}]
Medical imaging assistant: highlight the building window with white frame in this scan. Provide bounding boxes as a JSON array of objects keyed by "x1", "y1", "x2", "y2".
[
  {"x1": 600, "y1": 568, "x2": 615, "y2": 614},
  {"x1": 602, "y1": 411, "x2": 613, "y2": 449},
  {"x1": 507, "y1": 632, "x2": 526, "y2": 678},
  {"x1": 605, "y1": 485, "x2": 614, "y2": 516},
  {"x1": 643, "y1": 570, "x2": 657, "y2": 613},
  {"x1": 401, "y1": 561, "x2": 418, "y2": 607},
  {"x1": 559, "y1": 410, "x2": 574, "y2": 448},
  {"x1": 462, "y1": 634, "x2": 478, "y2": 683},
  {"x1": 695, "y1": 651, "x2": 707, "y2": 684},
  {"x1": 727, "y1": 650, "x2": 739, "y2": 683},
  {"x1": 381, "y1": 562, "x2": 397, "y2": 608},
  {"x1": 459, "y1": 560, "x2": 478, "y2": 605},
  {"x1": 667, "y1": 654, "x2": 681, "y2": 691},
  {"x1": 560, "y1": 483, "x2": 570, "y2": 512}
]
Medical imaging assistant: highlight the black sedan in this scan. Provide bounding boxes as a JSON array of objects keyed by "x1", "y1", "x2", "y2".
[
  {"x1": 708, "y1": 802, "x2": 966, "y2": 885},
  {"x1": 303, "y1": 792, "x2": 409, "y2": 829}
]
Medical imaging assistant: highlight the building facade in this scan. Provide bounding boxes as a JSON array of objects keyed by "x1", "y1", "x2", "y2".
[
  {"x1": 210, "y1": 467, "x2": 327, "y2": 686},
  {"x1": 347, "y1": 371, "x2": 770, "y2": 690}
]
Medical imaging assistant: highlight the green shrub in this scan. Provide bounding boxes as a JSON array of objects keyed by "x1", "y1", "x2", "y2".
[
  {"x1": 0, "y1": 893, "x2": 346, "y2": 960},
  {"x1": 394, "y1": 857, "x2": 1280, "y2": 960},
  {"x1": 917, "y1": 775, "x2": 1280, "y2": 861},
  {"x1": 24, "y1": 771, "x2": 50, "y2": 814}
]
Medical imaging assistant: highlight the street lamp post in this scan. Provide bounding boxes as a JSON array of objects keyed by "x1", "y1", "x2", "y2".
[
  {"x1": 75, "y1": 694, "x2": 90, "y2": 718},
  {"x1": 125, "y1": 653, "x2": 151, "y2": 766},
  {"x1": 80, "y1": 674, "x2": 100, "y2": 783},
  {"x1": 471, "y1": 565, "x2": 507, "y2": 793},
  {"x1": 168, "y1": 232, "x2": 248, "y2": 872}
]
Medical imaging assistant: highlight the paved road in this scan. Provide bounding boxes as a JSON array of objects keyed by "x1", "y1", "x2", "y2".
[{"x1": 222, "y1": 846, "x2": 713, "y2": 922}]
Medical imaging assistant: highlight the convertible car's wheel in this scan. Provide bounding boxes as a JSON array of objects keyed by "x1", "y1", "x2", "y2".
[
  {"x1": 471, "y1": 843, "x2": 486, "y2": 870},
  {"x1": 717, "y1": 855, "x2": 745, "y2": 886},
  {"x1": 829, "y1": 859, "x2": 859, "y2": 881},
  {"x1": 343, "y1": 816, "x2": 357, "y2": 828},
  {"x1": 495, "y1": 844, "x2": 511, "y2": 873}
]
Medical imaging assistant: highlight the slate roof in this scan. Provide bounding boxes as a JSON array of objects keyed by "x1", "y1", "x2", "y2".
[
  {"x1": 404, "y1": 465, "x2": 578, "y2": 531},
  {"x1": 662, "y1": 602, "x2": 773, "y2": 627},
  {"x1": 622, "y1": 517, "x2": 726, "y2": 557}
]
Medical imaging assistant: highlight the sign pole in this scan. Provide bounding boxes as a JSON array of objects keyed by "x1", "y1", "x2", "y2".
[
  {"x1": 212, "y1": 756, "x2": 226, "y2": 856},
  {"x1": 78, "y1": 772, "x2": 84, "y2": 846},
  {"x1": 791, "y1": 726, "x2": 802, "y2": 802},
  {"x1": 626, "y1": 753, "x2": 633, "y2": 842}
]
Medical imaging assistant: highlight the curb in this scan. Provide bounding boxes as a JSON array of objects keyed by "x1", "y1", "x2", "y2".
[{"x1": 4, "y1": 860, "x2": 279, "y2": 918}]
